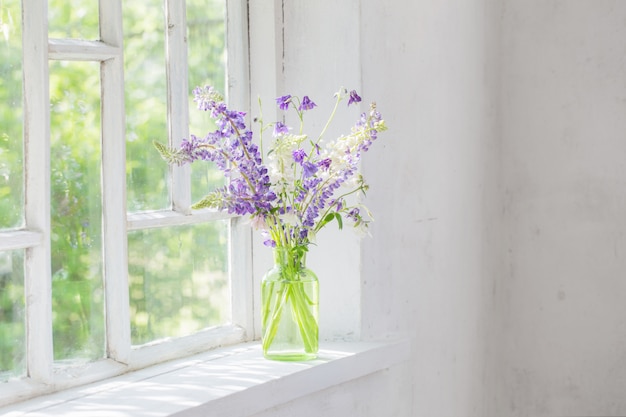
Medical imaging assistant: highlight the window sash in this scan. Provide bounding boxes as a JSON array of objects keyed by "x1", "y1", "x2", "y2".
[{"x1": 0, "y1": 0, "x2": 251, "y2": 406}]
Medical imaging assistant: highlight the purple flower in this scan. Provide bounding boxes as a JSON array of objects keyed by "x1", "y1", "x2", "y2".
[
  {"x1": 302, "y1": 161, "x2": 318, "y2": 178},
  {"x1": 298, "y1": 96, "x2": 317, "y2": 111},
  {"x1": 276, "y1": 95, "x2": 292, "y2": 110},
  {"x1": 318, "y1": 158, "x2": 331, "y2": 170},
  {"x1": 347, "y1": 208, "x2": 360, "y2": 222},
  {"x1": 273, "y1": 121, "x2": 290, "y2": 137},
  {"x1": 292, "y1": 149, "x2": 307, "y2": 163},
  {"x1": 193, "y1": 85, "x2": 221, "y2": 111},
  {"x1": 158, "y1": 85, "x2": 385, "y2": 252},
  {"x1": 348, "y1": 90, "x2": 361, "y2": 106}
]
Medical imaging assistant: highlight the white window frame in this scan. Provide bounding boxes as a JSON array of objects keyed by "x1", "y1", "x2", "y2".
[{"x1": 0, "y1": 0, "x2": 252, "y2": 406}]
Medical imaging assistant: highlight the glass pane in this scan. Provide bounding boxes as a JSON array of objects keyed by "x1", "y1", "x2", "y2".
[
  {"x1": 0, "y1": 0, "x2": 23, "y2": 230},
  {"x1": 48, "y1": 0, "x2": 99, "y2": 40},
  {"x1": 128, "y1": 222, "x2": 230, "y2": 346},
  {"x1": 50, "y1": 61, "x2": 105, "y2": 362},
  {"x1": 124, "y1": 1, "x2": 169, "y2": 212},
  {"x1": 0, "y1": 250, "x2": 25, "y2": 381},
  {"x1": 187, "y1": 0, "x2": 227, "y2": 203}
]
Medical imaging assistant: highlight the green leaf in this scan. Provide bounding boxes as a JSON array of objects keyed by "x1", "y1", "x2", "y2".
[
  {"x1": 190, "y1": 191, "x2": 223, "y2": 210},
  {"x1": 334, "y1": 213, "x2": 343, "y2": 230},
  {"x1": 153, "y1": 140, "x2": 189, "y2": 165},
  {"x1": 153, "y1": 141, "x2": 169, "y2": 158}
]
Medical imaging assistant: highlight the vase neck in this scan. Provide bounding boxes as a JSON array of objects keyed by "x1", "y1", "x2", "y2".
[{"x1": 273, "y1": 246, "x2": 307, "y2": 270}]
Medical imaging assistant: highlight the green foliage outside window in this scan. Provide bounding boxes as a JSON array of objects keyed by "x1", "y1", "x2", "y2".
[
  {"x1": 0, "y1": 0, "x2": 23, "y2": 230},
  {"x1": 0, "y1": 0, "x2": 25, "y2": 380},
  {"x1": 0, "y1": 0, "x2": 231, "y2": 377}
]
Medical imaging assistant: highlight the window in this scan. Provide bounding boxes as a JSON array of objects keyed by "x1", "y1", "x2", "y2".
[{"x1": 0, "y1": 0, "x2": 251, "y2": 406}]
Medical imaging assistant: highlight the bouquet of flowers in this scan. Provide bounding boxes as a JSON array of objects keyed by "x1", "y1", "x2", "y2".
[
  {"x1": 155, "y1": 86, "x2": 385, "y2": 252},
  {"x1": 155, "y1": 86, "x2": 386, "y2": 359}
]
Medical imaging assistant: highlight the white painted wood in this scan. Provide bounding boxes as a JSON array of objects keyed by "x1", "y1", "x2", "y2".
[
  {"x1": 99, "y1": 0, "x2": 132, "y2": 365},
  {"x1": 127, "y1": 208, "x2": 237, "y2": 231},
  {"x1": 165, "y1": 0, "x2": 192, "y2": 214},
  {"x1": 248, "y1": 0, "x2": 283, "y2": 110},
  {"x1": 128, "y1": 324, "x2": 245, "y2": 370},
  {"x1": 5, "y1": 0, "x2": 255, "y2": 408},
  {"x1": 0, "y1": 230, "x2": 43, "y2": 250},
  {"x1": 51, "y1": 359, "x2": 128, "y2": 389},
  {"x1": 48, "y1": 39, "x2": 120, "y2": 61},
  {"x1": 22, "y1": 0, "x2": 53, "y2": 384},
  {"x1": 279, "y1": 0, "x2": 364, "y2": 344},
  {"x1": 0, "y1": 359, "x2": 128, "y2": 408},
  {"x1": 225, "y1": 0, "x2": 251, "y2": 109},
  {"x1": 225, "y1": 0, "x2": 254, "y2": 339},
  {"x1": 228, "y1": 216, "x2": 253, "y2": 337},
  {"x1": 0, "y1": 377, "x2": 49, "y2": 409},
  {"x1": 247, "y1": 0, "x2": 284, "y2": 341},
  {"x1": 0, "y1": 340, "x2": 410, "y2": 417}
]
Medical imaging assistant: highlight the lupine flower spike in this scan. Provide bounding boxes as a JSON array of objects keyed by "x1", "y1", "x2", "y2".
[{"x1": 155, "y1": 86, "x2": 387, "y2": 250}]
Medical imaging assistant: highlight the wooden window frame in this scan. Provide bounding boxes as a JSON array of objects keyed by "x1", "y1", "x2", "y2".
[{"x1": 0, "y1": 0, "x2": 251, "y2": 406}]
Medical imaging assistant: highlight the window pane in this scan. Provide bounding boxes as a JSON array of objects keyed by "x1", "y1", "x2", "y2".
[
  {"x1": 50, "y1": 61, "x2": 105, "y2": 362},
  {"x1": 187, "y1": 0, "x2": 227, "y2": 203},
  {"x1": 0, "y1": 0, "x2": 23, "y2": 230},
  {"x1": 128, "y1": 222, "x2": 230, "y2": 346},
  {"x1": 48, "y1": 0, "x2": 99, "y2": 40},
  {"x1": 0, "y1": 250, "x2": 25, "y2": 381},
  {"x1": 124, "y1": 1, "x2": 169, "y2": 212}
]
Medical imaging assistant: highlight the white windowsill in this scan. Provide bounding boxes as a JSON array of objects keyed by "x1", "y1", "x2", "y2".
[{"x1": 1, "y1": 340, "x2": 410, "y2": 417}]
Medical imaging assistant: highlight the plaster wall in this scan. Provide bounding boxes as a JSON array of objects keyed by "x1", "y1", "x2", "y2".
[
  {"x1": 498, "y1": 1, "x2": 626, "y2": 415},
  {"x1": 360, "y1": 0, "x2": 501, "y2": 416},
  {"x1": 250, "y1": 0, "x2": 500, "y2": 416},
  {"x1": 249, "y1": 0, "x2": 626, "y2": 416}
]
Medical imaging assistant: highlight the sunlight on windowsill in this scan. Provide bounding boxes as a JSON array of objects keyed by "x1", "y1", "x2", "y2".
[{"x1": 0, "y1": 340, "x2": 410, "y2": 417}]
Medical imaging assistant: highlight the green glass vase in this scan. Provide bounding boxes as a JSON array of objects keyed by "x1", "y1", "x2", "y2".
[{"x1": 261, "y1": 247, "x2": 319, "y2": 361}]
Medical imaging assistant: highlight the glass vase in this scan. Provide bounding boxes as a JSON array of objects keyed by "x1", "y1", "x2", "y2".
[{"x1": 261, "y1": 247, "x2": 319, "y2": 361}]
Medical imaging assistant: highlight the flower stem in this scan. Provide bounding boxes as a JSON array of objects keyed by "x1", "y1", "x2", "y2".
[{"x1": 262, "y1": 247, "x2": 319, "y2": 358}]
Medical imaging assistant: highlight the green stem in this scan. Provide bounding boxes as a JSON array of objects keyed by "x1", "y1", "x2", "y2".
[
  {"x1": 262, "y1": 282, "x2": 291, "y2": 351},
  {"x1": 312, "y1": 92, "x2": 342, "y2": 150},
  {"x1": 263, "y1": 281, "x2": 318, "y2": 354},
  {"x1": 262, "y1": 248, "x2": 318, "y2": 355},
  {"x1": 313, "y1": 184, "x2": 366, "y2": 233},
  {"x1": 289, "y1": 283, "x2": 318, "y2": 353}
]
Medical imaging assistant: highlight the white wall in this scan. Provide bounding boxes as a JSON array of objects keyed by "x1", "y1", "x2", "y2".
[
  {"x1": 248, "y1": 0, "x2": 366, "y2": 342},
  {"x1": 498, "y1": 1, "x2": 626, "y2": 415},
  {"x1": 250, "y1": 0, "x2": 626, "y2": 416},
  {"x1": 249, "y1": 2, "x2": 418, "y2": 415},
  {"x1": 360, "y1": 0, "x2": 500, "y2": 416},
  {"x1": 250, "y1": 0, "x2": 501, "y2": 416}
]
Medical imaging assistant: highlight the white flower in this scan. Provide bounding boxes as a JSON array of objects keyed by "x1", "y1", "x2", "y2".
[
  {"x1": 279, "y1": 211, "x2": 299, "y2": 227},
  {"x1": 249, "y1": 214, "x2": 268, "y2": 231},
  {"x1": 353, "y1": 222, "x2": 370, "y2": 238}
]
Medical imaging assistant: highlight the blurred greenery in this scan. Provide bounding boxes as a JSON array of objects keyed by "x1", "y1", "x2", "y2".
[
  {"x1": 50, "y1": 59, "x2": 105, "y2": 362},
  {"x1": 0, "y1": 0, "x2": 25, "y2": 380},
  {"x1": 124, "y1": 0, "x2": 170, "y2": 212},
  {"x1": 48, "y1": 0, "x2": 99, "y2": 40},
  {"x1": 128, "y1": 222, "x2": 229, "y2": 345},
  {"x1": 0, "y1": 0, "x2": 231, "y2": 377},
  {"x1": 0, "y1": 251, "x2": 25, "y2": 381},
  {"x1": 0, "y1": 0, "x2": 23, "y2": 231}
]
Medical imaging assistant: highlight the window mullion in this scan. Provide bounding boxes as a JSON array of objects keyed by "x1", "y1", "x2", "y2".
[
  {"x1": 247, "y1": 0, "x2": 283, "y2": 340},
  {"x1": 99, "y1": 0, "x2": 131, "y2": 364},
  {"x1": 165, "y1": 0, "x2": 192, "y2": 213},
  {"x1": 226, "y1": 0, "x2": 254, "y2": 337},
  {"x1": 22, "y1": 0, "x2": 53, "y2": 383}
]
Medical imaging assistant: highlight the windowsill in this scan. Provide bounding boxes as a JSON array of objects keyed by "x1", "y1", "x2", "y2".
[{"x1": 1, "y1": 339, "x2": 410, "y2": 417}]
